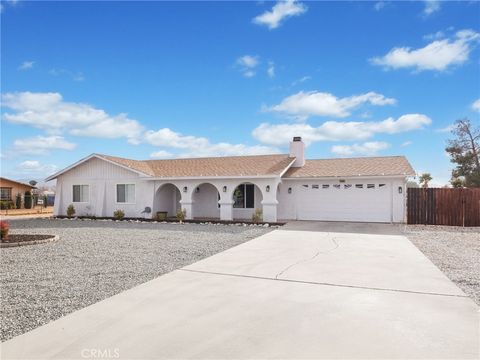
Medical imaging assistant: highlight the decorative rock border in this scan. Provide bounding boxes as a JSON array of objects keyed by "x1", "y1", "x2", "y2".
[{"x1": 1, "y1": 235, "x2": 59, "y2": 248}]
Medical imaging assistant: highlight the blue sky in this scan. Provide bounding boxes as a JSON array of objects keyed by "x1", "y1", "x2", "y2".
[{"x1": 1, "y1": 0, "x2": 479, "y2": 185}]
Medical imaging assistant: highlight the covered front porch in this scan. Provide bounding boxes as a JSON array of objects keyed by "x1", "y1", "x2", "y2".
[{"x1": 150, "y1": 178, "x2": 280, "y2": 222}]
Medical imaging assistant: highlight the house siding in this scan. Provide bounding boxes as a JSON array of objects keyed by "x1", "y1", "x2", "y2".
[{"x1": 54, "y1": 157, "x2": 154, "y2": 218}]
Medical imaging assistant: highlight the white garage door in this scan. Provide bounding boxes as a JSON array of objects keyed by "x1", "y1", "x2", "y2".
[{"x1": 295, "y1": 182, "x2": 392, "y2": 223}]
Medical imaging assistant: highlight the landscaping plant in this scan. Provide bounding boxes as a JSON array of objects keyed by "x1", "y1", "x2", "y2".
[
  {"x1": 0, "y1": 220, "x2": 9, "y2": 241},
  {"x1": 0, "y1": 201, "x2": 15, "y2": 210},
  {"x1": 15, "y1": 193, "x2": 22, "y2": 209},
  {"x1": 24, "y1": 191, "x2": 32, "y2": 209},
  {"x1": 252, "y1": 208, "x2": 263, "y2": 223},
  {"x1": 176, "y1": 208, "x2": 186, "y2": 223},
  {"x1": 66, "y1": 204, "x2": 76, "y2": 217},
  {"x1": 43, "y1": 195, "x2": 48, "y2": 208},
  {"x1": 113, "y1": 209, "x2": 125, "y2": 220}
]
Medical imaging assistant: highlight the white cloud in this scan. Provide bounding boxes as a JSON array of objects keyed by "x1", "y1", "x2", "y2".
[
  {"x1": 371, "y1": 29, "x2": 480, "y2": 72},
  {"x1": 374, "y1": 1, "x2": 386, "y2": 11},
  {"x1": 267, "y1": 62, "x2": 275, "y2": 78},
  {"x1": 401, "y1": 140, "x2": 413, "y2": 147},
  {"x1": 264, "y1": 90, "x2": 396, "y2": 119},
  {"x1": 331, "y1": 142, "x2": 390, "y2": 157},
  {"x1": 150, "y1": 150, "x2": 174, "y2": 159},
  {"x1": 18, "y1": 61, "x2": 34, "y2": 70},
  {"x1": 16, "y1": 160, "x2": 58, "y2": 176},
  {"x1": 144, "y1": 128, "x2": 279, "y2": 158},
  {"x1": 423, "y1": 30, "x2": 445, "y2": 41},
  {"x1": 49, "y1": 68, "x2": 85, "y2": 82},
  {"x1": 423, "y1": 0, "x2": 440, "y2": 16},
  {"x1": 436, "y1": 124, "x2": 455, "y2": 133},
  {"x1": 472, "y1": 98, "x2": 480, "y2": 112},
  {"x1": 1, "y1": 92, "x2": 144, "y2": 143},
  {"x1": 252, "y1": 114, "x2": 432, "y2": 146},
  {"x1": 253, "y1": 0, "x2": 307, "y2": 29},
  {"x1": 236, "y1": 55, "x2": 260, "y2": 77},
  {"x1": 13, "y1": 135, "x2": 76, "y2": 155},
  {"x1": 291, "y1": 75, "x2": 311, "y2": 86}
]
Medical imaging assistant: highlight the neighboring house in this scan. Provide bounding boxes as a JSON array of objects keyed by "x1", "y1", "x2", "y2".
[
  {"x1": 0, "y1": 177, "x2": 35, "y2": 202},
  {"x1": 46, "y1": 137, "x2": 415, "y2": 223}
]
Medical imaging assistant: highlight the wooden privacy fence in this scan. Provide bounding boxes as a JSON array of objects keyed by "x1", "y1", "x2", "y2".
[{"x1": 407, "y1": 188, "x2": 480, "y2": 226}]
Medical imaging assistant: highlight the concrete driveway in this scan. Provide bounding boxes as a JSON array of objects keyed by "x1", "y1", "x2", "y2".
[{"x1": 2, "y1": 223, "x2": 478, "y2": 359}]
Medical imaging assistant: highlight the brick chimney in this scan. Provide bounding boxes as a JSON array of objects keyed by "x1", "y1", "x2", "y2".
[{"x1": 289, "y1": 136, "x2": 305, "y2": 167}]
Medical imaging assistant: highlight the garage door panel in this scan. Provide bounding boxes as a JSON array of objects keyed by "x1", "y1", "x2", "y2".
[{"x1": 296, "y1": 183, "x2": 391, "y2": 222}]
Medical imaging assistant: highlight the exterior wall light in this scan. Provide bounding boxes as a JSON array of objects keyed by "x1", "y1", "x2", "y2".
[
  {"x1": 266, "y1": 185, "x2": 270, "y2": 192},
  {"x1": 398, "y1": 186, "x2": 403, "y2": 194},
  {"x1": 195, "y1": 187, "x2": 200, "y2": 193},
  {"x1": 223, "y1": 186, "x2": 227, "y2": 193},
  {"x1": 288, "y1": 187, "x2": 292, "y2": 194},
  {"x1": 183, "y1": 186, "x2": 188, "y2": 193}
]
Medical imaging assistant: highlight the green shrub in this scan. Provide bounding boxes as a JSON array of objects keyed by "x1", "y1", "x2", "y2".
[
  {"x1": 0, "y1": 201, "x2": 15, "y2": 210},
  {"x1": 24, "y1": 191, "x2": 32, "y2": 209},
  {"x1": 252, "y1": 208, "x2": 263, "y2": 223},
  {"x1": 113, "y1": 209, "x2": 125, "y2": 220},
  {"x1": 66, "y1": 204, "x2": 75, "y2": 217},
  {"x1": 43, "y1": 195, "x2": 48, "y2": 208},
  {"x1": 176, "y1": 208, "x2": 186, "y2": 222},
  {"x1": 15, "y1": 193, "x2": 22, "y2": 209}
]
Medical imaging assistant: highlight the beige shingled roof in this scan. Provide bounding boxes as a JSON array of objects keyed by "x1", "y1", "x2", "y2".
[
  {"x1": 98, "y1": 154, "x2": 294, "y2": 177},
  {"x1": 284, "y1": 156, "x2": 415, "y2": 178}
]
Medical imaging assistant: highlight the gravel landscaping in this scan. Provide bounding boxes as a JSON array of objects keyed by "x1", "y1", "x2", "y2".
[
  {"x1": 405, "y1": 225, "x2": 480, "y2": 306},
  {"x1": 0, "y1": 218, "x2": 272, "y2": 341}
]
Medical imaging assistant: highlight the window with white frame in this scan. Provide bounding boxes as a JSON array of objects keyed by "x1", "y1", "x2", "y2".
[
  {"x1": 116, "y1": 184, "x2": 135, "y2": 203},
  {"x1": 233, "y1": 184, "x2": 254, "y2": 209},
  {"x1": 72, "y1": 185, "x2": 89, "y2": 202},
  {"x1": 0, "y1": 187, "x2": 12, "y2": 201}
]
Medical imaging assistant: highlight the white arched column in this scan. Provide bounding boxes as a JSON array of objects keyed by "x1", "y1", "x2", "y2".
[
  {"x1": 261, "y1": 181, "x2": 280, "y2": 223},
  {"x1": 261, "y1": 200, "x2": 278, "y2": 222},
  {"x1": 179, "y1": 199, "x2": 194, "y2": 220}
]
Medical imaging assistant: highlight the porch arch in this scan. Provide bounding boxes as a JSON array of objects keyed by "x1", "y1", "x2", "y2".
[
  {"x1": 230, "y1": 182, "x2": 264, "y2": 221},
  {"x1": 191, "y1": 182, "x2": 220, "y2": 220},
  {"x1": 152, "y1": 183, "x2": 181, "y2": 218}
]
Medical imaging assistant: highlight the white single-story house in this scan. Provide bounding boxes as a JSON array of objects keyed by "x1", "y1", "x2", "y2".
[{"x1": 46, "y1": 137, "x2": 415, "y2": 223}]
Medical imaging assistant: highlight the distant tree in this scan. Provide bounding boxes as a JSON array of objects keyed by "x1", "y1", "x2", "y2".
[
  {"x1": 29, "y1": 180, "x2": 37, "y2": 187},
  {"x1": 445, "y1": 118, "x2": 480, "y2": 187},
  {"x1": 15, "y1": 193, "x2": 22, "y2": 209},
  {"x1": 419, "y1": 173, "x2": 432, "y2": 188},
  {"x1": 450, "y1": 177, "x2": 464, "y2": 188},
  {"x1": 24, "y1": 191, "x2": 32, "y2": 209},
  {"x1": 406, "y1": 180, "x2": 419, "y2": 188}
]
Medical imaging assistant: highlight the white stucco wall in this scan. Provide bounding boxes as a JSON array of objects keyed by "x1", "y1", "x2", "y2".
[{"x1": 54, "y1": 157, "x2": 154, "y2": 218}]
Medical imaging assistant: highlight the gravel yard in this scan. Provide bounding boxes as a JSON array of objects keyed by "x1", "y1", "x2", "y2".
[
  {"x1": 0, "y1": 218, "x2": 272, "y2": 341},
  {"x1": 405, "y1": 225, "x2": 480, "y2": 306}
]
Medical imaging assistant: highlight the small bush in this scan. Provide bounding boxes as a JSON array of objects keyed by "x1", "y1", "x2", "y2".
[
  {"x1": 66, "y1": 204, "x2": 76, "y2": 217},
  {"x1": 176, "y1": 208, "x2": 186, "y2": 222},
  {"x1": 24, "y1": 191, "x2": 32, "y2": 209},
  {"x1": 252, "y1": 208, "x2": 263, "y2": 223},
  {"x1": 113, "y1": 209, "x2": 125, "y2": 220},
  {"x1": 0, "y1": 221, "x2": 9, "y2": 241},
  {"x1": 0, "y1": 201, "x2": 15, "y2": 210},
  {"x1": 43, "y1": 195, "x2": 48, "y2": 208},
  {"x1": 15, "y1": 193, "x2": 22, "y2": 209},
  {"x1": 155, "y1": 211, "x2": 168, "y2": 221}
]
